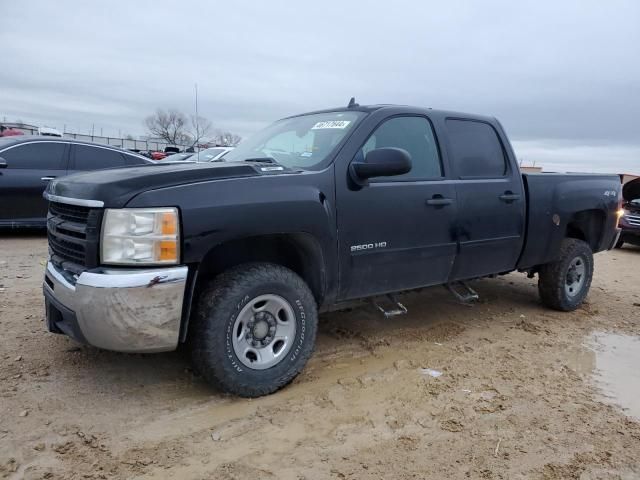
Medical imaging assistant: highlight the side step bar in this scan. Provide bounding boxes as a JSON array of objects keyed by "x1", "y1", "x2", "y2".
[
  {"x1": 445, "y1": 282, "x2": 479, "y2": 304},
  {"x1": 373, "y1": 294, "x2": 408, "y2": 318}
]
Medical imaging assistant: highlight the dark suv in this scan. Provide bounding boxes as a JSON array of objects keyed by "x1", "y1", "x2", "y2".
[
  {"x1": 0, "y1": 137, "x2": 150, "y2": 228},
  {"x1": 617, "y1": 177, "x2": 640, "y2": 247}
]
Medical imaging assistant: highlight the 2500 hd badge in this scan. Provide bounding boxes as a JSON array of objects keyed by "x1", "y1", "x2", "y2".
[{"x1": 350, "y1": 241, "x2": 388, "y2": 252}]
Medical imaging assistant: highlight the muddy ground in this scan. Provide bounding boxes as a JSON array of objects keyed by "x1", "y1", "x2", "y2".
[{"x1": 1, "y1": 233, "x2": 640, "y2": 479}]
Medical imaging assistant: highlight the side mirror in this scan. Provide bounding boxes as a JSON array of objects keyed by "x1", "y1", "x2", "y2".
[
  {"x1": 349, "y1": 147, "x2": 411, "y2": 185},
  {"x1": 0, "y1": 157, "x2": 7, "y2": 169}
]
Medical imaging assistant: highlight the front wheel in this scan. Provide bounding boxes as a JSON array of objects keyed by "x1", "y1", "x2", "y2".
[
  {"x1": 538, "y1": 238, "x2": 594, "y2": 311},
  {"x1": 190, "y1": 263, "x2": 318, "y2": 397}
]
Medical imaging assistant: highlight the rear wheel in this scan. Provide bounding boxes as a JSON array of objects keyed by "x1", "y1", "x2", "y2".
[
  {"x1": 190, "y1": 263, "x2": 318, "y2": 397},
  {"x1": 538, "y1": 238, "x2": 593, "y2": 311}
]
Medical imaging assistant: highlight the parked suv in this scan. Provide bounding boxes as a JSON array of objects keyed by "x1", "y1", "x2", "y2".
[
  {"x1": 0, "y1": 137, "x2": 150, "y2": 228},
  {"x1": 617, "y1": 177, "x2": 640, "y2": 247},
  {"x1": 42, "y1": 104, "x2": 621, "y2": 397}
]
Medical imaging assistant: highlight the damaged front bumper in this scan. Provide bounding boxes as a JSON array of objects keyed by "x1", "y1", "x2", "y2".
[{"x1": 43, "y1": 261, "x2": 188, "y2": 353}]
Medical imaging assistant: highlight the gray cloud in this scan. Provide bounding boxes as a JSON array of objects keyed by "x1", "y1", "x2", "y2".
[{"x1": 1, "y1": 0, "x2": 639, "y2": 172}]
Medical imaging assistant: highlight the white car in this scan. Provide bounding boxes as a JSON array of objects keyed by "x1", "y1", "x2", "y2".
[
  {"x1": 191, "y1": 147, "x2": 234, "y2": 162},
  {"x1": 38, "y1": 126, "x2": 63, "y2": 137}
]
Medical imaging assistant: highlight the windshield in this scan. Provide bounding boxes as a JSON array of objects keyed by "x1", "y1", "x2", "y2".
[{"x1": 223, "y1": 111, "x2": 364, "y2": 169}]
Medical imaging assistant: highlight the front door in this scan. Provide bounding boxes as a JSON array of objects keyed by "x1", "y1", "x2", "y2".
[
  {"x1": 0, "y1": 141, "x2": 69, "y2": 225},
  {"x1": 336, "y1": 115, "x2": 458, "y2": 300}
]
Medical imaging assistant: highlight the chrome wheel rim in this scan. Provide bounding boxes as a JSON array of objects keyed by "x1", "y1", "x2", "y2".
[
  {"x1": 565, "y1": 256, "x2": 586, "y2": 297},
  {"x1": 231, "y1": 294, "x2": 297, "y2": 370}
]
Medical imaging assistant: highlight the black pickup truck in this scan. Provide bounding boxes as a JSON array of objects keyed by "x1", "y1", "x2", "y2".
[{"x1": 42, "y1": 103, "x2": 622, "y2": 397}]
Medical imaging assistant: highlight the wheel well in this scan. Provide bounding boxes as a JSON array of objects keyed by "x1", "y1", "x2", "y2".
[
  {"x1": 197, "y1": 234, "x2": 326, "y2": 304},
  {"x1": 565, "y1": 209, "x2": 605, "y2": 251}
]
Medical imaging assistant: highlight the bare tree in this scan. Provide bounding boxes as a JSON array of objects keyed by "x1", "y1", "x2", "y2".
[
  {"x1": 144, "y1": 109, "x2": 191, "y2": 145},
  {"x1": 214, "y1": 131, "x2": 242, "y2": 146},
  {"x1": 145, "y1": 109, "x2": 218, "y2": 147},
  {"x1": 190, "y1": 115, "x2": 213, "y2": 148},
  {"x1": 145, "y1": 109, "x2": 241, "y2": 148}
]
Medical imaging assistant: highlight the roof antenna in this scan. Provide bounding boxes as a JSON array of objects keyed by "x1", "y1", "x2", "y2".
[{"x1": 347, "y1": 97, "x2": 359, "y2": 108}]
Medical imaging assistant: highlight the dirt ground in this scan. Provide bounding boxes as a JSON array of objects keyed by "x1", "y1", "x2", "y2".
[{"x1": 1, "y1": 233, "x2": 640, "y2": 480}]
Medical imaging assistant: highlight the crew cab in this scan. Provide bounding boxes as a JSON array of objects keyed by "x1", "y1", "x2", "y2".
[{"x1": 42, "y1": 103, "x2": 622, "y2": 397}]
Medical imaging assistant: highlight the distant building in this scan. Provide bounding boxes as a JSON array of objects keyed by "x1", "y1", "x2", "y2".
[{"x1": 521, "y1": 166, "x2": 543, "y2": 173}]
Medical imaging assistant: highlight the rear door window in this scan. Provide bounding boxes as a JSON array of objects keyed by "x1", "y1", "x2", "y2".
[
  {"x1": 74, "y1": 145, "x2": 126, "y2": 169},
  {"x1": 445, "y1": 119, "x2": 507, "y2": 178},
  {"x1": 1, "y1": 142, "x2": 67, "y2": 169}
]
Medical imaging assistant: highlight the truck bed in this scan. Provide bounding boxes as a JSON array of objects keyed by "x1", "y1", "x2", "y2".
[{"x1": 517, "y1": 172, "x2": 621, "y2": 270}]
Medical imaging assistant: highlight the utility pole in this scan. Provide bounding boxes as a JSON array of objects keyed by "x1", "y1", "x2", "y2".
[{"x1": 195, "y1": 82, "x2": 199, "y2": 150}]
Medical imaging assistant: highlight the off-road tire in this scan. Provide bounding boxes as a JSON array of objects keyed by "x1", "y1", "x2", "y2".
[
  {"x1": 538, "y1": 238, "x2": 593, "y2": 311},
  {"x1": 190, "y1": 262, "x2": 318, "y2": 397}
]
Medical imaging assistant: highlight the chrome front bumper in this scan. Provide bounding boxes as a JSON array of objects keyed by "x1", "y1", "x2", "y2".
[{"x1": 43, "y1": 261, "x2": 188, "y2": 353}]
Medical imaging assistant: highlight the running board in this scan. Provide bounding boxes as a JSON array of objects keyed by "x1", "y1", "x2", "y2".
[
  {"x1": 445, "y1": 282, "x2": 479, "y2": 304},
  {"x1": 373, "y1": 294, "x2": 408, "y2": 318}
]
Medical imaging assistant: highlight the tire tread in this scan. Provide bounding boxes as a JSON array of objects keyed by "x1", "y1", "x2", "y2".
[
  {"x1": 538, "y1": 238, "x2": 593, "y2": 312},
  {"x1": 190, "y1": 262, "x2": 317, "y2": 397}
]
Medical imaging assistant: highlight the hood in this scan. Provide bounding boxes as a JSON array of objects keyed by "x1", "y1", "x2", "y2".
[
  {"x1": 623, "y1": 177, "x2": 640, "y2": 203},
  {"x1": 46, "y1": 161, "x2": 289, "y2": 208}
]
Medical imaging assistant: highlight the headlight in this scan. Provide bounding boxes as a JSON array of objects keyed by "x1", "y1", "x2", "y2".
[{"x1": 101, "y1": 208, "x2": 180, "y2": 265}]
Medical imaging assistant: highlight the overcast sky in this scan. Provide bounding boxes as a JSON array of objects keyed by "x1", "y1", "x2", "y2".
[{"x1": 1, "y1": 0, "x2": 639, "y2": 173}]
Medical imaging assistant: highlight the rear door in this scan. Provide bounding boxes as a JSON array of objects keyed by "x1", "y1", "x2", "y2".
[
  {"x1": 336, "y1": 115, "x2": 458, "y2": 299},
  {"x1": 69, "y1": 144, "x2": 127, "y2": 173},
  {"x1": 0, "y1": 141, "x2": 69, "y2": 225},
  {"x1": 445, "y1": 118, "x2": 525, "y2": 280}
]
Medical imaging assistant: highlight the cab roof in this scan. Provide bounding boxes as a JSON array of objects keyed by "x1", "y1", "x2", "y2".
[{"x1": 285, "y1": 104, "x2": 497, "y2": 124}]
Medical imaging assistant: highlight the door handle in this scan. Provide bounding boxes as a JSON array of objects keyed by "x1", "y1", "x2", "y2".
[
  {"x1": 41, "y1": 176, "x2": 56, "y2": 181},
  {"x1": 426, "y1": 196, "x2": 453, "y2": 207},
  {"x1": 499, "y1": 192, "x2": 521, "y2": 203}
]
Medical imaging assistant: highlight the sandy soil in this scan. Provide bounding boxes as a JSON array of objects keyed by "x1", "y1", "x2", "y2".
[{"x1": 1, "y1": 233, "x2": 640, "y2": 479}]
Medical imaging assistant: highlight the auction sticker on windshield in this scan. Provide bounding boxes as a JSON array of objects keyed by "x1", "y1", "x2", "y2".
[{"x1": 311, "y1": 120, "x2": 351, "y2": 129}]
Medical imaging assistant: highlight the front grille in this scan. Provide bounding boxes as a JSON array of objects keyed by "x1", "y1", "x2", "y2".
[
  {"x1": 49, "y1": 202, "x2": 91, "y2": 223},
  {"x1": 626, "y1": 213, "x2": 640, "y2": 227},
  {"x1": 47, "y1": 201, "x2": 102, "y2": 274},
  {"x1": 48, "y1": 232, "x2": 86, "y2": 263}
]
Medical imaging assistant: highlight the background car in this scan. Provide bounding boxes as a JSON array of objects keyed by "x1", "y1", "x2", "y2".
[
  {"x1": 617, "y1": 177, "x2": 640, "y2": 248},
  {"x1": 0, "y1": 136, "x2": 151, "y2": 228},
  {"x1": 162, "y1": 152, "x2": 194, "y2": 161},
  {"x1": 149, "y1": 151, "x2": 167, "y2": 160},
  {"x1": 0, "y1": 125, "x2": 25, "y2": 137},
  {"x1": 189, "y1": 146, "x2": 234, "y2": 162},
  {"x1": 38, "y1": 127, "x2": 63, "y2": 137}
]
